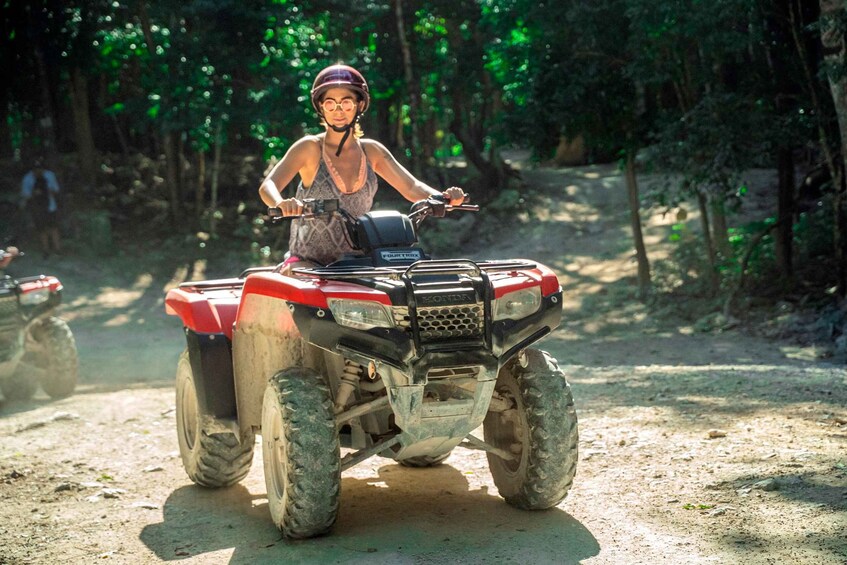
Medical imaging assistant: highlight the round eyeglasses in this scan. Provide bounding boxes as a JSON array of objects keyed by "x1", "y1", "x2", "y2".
[{"x1": 321, "y1": 98, "x2": 356, "y2": 113}]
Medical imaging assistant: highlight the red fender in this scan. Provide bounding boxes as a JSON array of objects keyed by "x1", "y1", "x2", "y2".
[{"x1": 165, "y1": 286, "x2": 241, "y2": 338}]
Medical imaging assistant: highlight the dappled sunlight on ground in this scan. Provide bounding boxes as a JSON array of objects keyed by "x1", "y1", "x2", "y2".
[
  {"x1": 163, "y1": 259, "x2": 207, "y2": 291},
  {"x1": 2, "y1": 160, "x2": 844, "y2": 563}
]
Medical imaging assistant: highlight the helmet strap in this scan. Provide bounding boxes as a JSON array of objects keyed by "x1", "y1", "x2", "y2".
[{"x1": 326, "y1": 109, "x2": 361, "y2": 156}]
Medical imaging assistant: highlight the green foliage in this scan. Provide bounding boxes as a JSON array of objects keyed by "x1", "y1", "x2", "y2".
[
  {"x1": 653, "y1": 223, "x2": 712, "y2": 295},
  {"x1": 653, "y1": 217, "x2": 766, "y2": 298},
  {"x1": 1, "y1": 0, "x2": 843, "y2": 309},
  {"x1": 793, "y1": 202, "x2": 836, "y2": 260}
]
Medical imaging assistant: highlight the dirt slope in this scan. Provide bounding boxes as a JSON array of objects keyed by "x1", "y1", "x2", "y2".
[{"x1": 1, "y1": 163, "x2": 845, "y2": 564}]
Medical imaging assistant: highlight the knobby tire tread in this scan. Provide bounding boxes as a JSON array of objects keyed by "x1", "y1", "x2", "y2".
[
  {"x1": 176, "y1": 351, "x2": 254, "y2": 488},
  {"x1": 486, "y1": 349, "x2": 578, "y2": 510},
  {"x1": 267, "y1": 368, "x2": 340, "y2": 539},
  {"x1": 35, "y1": 317, "x2": 78, "y2": 399}
]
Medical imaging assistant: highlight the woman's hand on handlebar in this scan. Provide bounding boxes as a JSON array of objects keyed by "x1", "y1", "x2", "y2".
[
  {"x1": 442, "y1": 187, "x2": 467, "y2": 206},
  {"x1": 274, "y1": 197, "x2": 303, "y2": 217}
]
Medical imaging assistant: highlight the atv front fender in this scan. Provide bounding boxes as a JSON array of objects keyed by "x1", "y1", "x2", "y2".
[{"x1": 232, "y1": 292, "x2": 326, "y2": 434}]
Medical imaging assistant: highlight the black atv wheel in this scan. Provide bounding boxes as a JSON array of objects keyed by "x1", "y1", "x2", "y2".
[
  {"x1": 33, "y1": 317, "x2": 79, "y2": 399},
  {"x1": 175, "y1": 351, "x2": 254, "y2": 487},
  {"x1": 0, "y1": 369, "x2": 37, "y2": 401},
  {"x1": 398, "y1": 451, "x2": 452, "y2": 467},
  {"x1": 483, "y1": 348, "x2": 578, "y2": 510},
  {"x1": 262, "y1": 367, "x2": 340, "y2": 539}
]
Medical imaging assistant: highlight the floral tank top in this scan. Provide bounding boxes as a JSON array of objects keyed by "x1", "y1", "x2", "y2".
[{"x1": 288, "y1": 141, "x2": 378, "y2": 265}]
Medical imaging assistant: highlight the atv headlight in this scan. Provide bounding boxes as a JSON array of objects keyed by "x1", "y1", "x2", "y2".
[
  {"x1": 327, "y1": 299, "x2": 394, "y2": 330},
  {"x1": 19, "y1": 289, "x2": 50, "y2": 306},
  {"x1": 493, "y1": 287, "x2": 541, "y2": 321}
]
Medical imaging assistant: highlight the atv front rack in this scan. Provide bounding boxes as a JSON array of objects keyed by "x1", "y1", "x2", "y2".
[{"x1": 289, "y1": 259, "x2": 537, "y2": 280}]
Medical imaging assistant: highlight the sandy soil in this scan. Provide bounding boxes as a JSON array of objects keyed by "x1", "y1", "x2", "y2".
[{"x1": 1, "y1": 163, "x2": 845, "y2": 565}]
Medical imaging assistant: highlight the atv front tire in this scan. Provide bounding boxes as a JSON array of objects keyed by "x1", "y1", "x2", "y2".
[
  {"x1": 262, "y1": 367, "x2": 340, "y2": 539},
  {"x1": 483, "y1": 348, "x2": 578, "y2": 509},
  {"x1": 175, "y1": 350, "x2": 254, "y2": 487},
  {"x1": 33, "y1": 317, "x2": 78, "y2": 399}
]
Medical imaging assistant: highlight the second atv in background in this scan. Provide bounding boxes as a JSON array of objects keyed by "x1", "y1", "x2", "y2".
[{"x1": 0, "y1": 246, "x2": 78, "y2": 401}]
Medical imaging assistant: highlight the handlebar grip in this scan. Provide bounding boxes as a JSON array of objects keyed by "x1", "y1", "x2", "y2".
[{"x1": 268, "y1": 207, "x2": 282, "y2": 218}]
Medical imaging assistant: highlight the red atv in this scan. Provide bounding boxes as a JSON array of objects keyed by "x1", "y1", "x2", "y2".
[
  {"x1": 0, "y1": 248, "x2": 78, "y2": 401},
  {"x1": 165, "y1": 196, "x2": 578, "y2": 539}
]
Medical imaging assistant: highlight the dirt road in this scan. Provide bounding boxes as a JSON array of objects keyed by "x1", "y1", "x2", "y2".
[{"x1": 1, "y1": 163, "x2": 845, "y2": 564}]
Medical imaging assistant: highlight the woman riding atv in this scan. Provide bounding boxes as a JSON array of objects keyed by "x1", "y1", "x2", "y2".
[{"x1": 258, "y1": 64, "x2": 466, "y2": 271}]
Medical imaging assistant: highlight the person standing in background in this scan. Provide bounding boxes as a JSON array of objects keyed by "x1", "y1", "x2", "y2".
[{"x1": 20, "y1": 157, "x2": 62, "y2": 258}]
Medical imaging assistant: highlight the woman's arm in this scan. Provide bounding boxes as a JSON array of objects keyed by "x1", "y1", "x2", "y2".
[
  {"x1": 0, "y1": 247, "x2": 19, "y2": 269},
  {"x1": 258, "y1": 137, "x2": 320, "y2": 214},
  {"x1": 362, "y1": 140, "x2": 465, "y2": 204}
]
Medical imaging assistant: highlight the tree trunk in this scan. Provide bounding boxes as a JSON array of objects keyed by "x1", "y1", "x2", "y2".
[
  {"x1": 820, "y1": 0, "x2": 847, "y2": 298},
  {"x1": 697, "y1": 190, "x2": 719, "y2": 296},
  {"x1": 34, "y1": 47, "x2": 57, "y2": 152},
  {"x1": 209, "y1": 122, "x2": 223, "y2": 238},
  {"x1": 450, "y1": 118, "x2": 504, "y2": 196},
  {"x1": 163, "y1": 133, "x2": 180, "y2": 225},
  {"x1": 110, "y1": 114, "x2": 130, "y2": 155},
  {"x1": 195, "y1": 150, "x2": 206, "y2": 223},
  {"x1": 394, "y1": 0, "x2": 421, "y2": 177},
  {"x1": 395, "y1": 101, "x2": 405, "y2": 148},
  {"x1": 625, "y1": 153, "x2": 651, "y2": 300},
  {"x1": 709, "y1": 191, "x2": 730, "y2": 258},
  {"x1": 138, "y1": 0, "x2": 182, "y2": 227},
  {"x1": 138, "y1": 0, "x2": 157, "y2": 55},
  {"x1": 69, "y1": 67, "x2": 97, "y2": 185},
  {"x1": 775, "y1": 146, "x2": 795, "y2": 279},
  {"x1": 0, "y1": 87, "x2": 11, "y2": 159},
  {"x1": 449, "y1": 98, "x2": 505, "y2": 198}
]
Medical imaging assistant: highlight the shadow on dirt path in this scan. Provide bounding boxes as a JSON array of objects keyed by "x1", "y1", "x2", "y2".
[{"x1": 140, "y1": 463, "x2": 599, "y2": 564}]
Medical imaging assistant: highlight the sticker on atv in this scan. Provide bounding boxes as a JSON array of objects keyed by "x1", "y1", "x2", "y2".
[{"x1": 379, "y1": 249, "x2": 423, "y2": 262}]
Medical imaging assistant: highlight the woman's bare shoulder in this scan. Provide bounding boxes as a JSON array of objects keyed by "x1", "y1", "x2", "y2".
[
  {"x1": 360, "y1": 137, "x2": 387, "y2": 151},
  {"x1": 360, "y1": 138, "x2": 391, "y2": 161},
  {"x1": 291, "y1": 134, "x2": 323, "y2": 155}
]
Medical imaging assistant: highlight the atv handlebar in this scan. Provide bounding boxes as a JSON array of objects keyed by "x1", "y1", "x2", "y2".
[
  {"x1": 408, "y1": 194, "x2": 478, "y2": 228},
  {"x1": 265, "y1": 195, "x2": 477, "y2": 257},
  {"x1": 266, "y1": 195, "x2": 478, "y2": 225},
  {"x1": 267, "y1": 198, "x2": 340, "y2": 221}
]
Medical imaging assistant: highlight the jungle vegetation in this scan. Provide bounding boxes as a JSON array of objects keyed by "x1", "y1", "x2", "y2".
[{"x1": 2, "y1": 0, "x2": 847, "y2": 314}]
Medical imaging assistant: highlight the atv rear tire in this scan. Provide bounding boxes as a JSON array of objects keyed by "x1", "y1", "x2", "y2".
[
  {"x1": 262, "y1": 367, "x2": 340, "y2": 539},
  {"x1": 175, "y1": 350, "x2": 254, "y2": 487},
  {"x1": 33, "y1": 317, "x2": 78, "y2": 399},
  {"x1": 0, "y1": 370, "x2": 37, "y2": 401},
  {"x1": 483, "y1": 349, "x2": 578, "y2": 509},
  {"x1": 398, "y1": 451, "x2": 452, "y2": 467}
]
